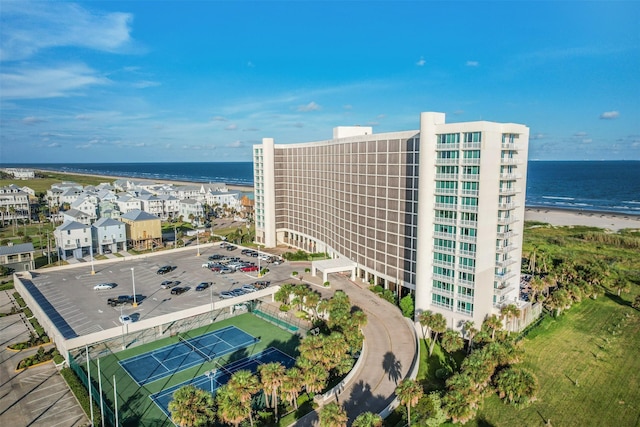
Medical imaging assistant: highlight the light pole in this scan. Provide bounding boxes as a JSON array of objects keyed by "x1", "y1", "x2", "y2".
[
  {"x1": 205, "y1": 369, "x2": 217, "y2": 393},
  {"x1": 258, "y1": 245, "x2": 261, "y2": 277},
  {"x1": 131, "y1": 267, "x2": 137, "y2": 307},
  {"x1": 90, "y1": 242, "x2": 95, "y2": 275},
  {"x1": 196, "y1": 229, "x2": 201, "y2": 256},
  {"x1": 120, "y1": 305, "x2": 126, "y2": 349}
]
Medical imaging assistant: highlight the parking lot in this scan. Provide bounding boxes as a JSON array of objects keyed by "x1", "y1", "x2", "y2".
[{"x1": 25, "y1": 243, "x2": 294, "y2": 339}]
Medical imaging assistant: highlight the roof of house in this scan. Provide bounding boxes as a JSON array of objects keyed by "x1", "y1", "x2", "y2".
[
  {"x1": 93, "y1": 217, "x2": 123, "y2": 227},
  {"x1": 57, "y1": 220, "x2": 90, "y2": 231},
  {"x1": 0, "y1": 242, "x2": 35, "y2": 256},
  {"x1": 120, "y1": 209, "x2": 160, "y2": 221}
]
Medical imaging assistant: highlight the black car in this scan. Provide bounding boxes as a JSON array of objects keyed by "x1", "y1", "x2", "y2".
[
  {"x1": 171, "y1": 287, "x2": 189, "y2": 295},
  {"x1": 195, "y1": 282, "x2": 211, "y2": 291},
  {"x1": 157, "y1": 265, "x2": 175, "y2": 275},
  {"x1": 208, "y1": 254, "x2": 223, "y2": 260},
  {"x1": 226, "y1": 245, "x2": 237, "y2": 251},
  {"x1": 107, "y1": 295, "x2": 134, "y2": 306}
]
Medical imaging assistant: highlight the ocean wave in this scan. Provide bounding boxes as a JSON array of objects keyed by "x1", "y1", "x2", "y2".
[{"x1": 541, "y1": 196, "x2": 575, "y2": 200}]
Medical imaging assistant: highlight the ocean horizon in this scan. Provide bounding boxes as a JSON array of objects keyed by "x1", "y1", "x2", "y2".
[{"x1": 2, "y1": 160, "x2": 639, "y2": 216}]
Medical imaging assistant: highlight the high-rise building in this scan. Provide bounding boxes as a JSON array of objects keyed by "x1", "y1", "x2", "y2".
[{"x1": 253, "y1": 112, "x2": 529, "y2": 329}]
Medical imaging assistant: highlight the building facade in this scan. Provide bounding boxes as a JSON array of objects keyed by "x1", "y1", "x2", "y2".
[{"x1": 254, "y1": 112, "x2": 529, "y2": 329}]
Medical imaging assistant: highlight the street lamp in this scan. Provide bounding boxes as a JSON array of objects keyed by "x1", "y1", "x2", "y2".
[
  {"x1": 131, "y1": 267, "x2": 137, "y2": 307},
  {"x1": 257, "y1": 245, "x2": 261, "y2": 277},
  {"x1": 205, "y1": 369, "x2": 217, "y2": 393},
  {"x1": 196, "y1": 230, "x2": 201, "y2": 257}
]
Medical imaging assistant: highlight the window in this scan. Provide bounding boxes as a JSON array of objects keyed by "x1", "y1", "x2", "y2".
[
  {"x1": 434, "y1": 224, "x2": 456, "y2": 234},
  {"x1": 435, "y1": 210, "x2": 457, "y2": 220},
  {"x1": 433, "y1": 252, "x2": 454, "y2": 264},
  {"x1": 459, "y1": 257, "x2": 475, "y2": 268},
  {"x1": 435, "y1": 195, "x2": 457, "y2": 205},
  {"x1": 437, "y1": 133, "x2": 460, "y2": 144},
  {"x1": 462, "y1": 166, "x2": 480, "y2": 175},
  {"x1": 436, "y1": 166, "x2": 459, "y2": 174},
  {"x1": 432, "y1": 293, "x2": 453, "y2": 309},
  {"x1": 463, "y1": 150, "x2": 481, "y2": 159},
  {"x1": 461, "y1": 197, "x2": 478, "y2": 206},
  {"x1": 461, "y1": 227, "x2": 477, "y2": 237},
  {"x1": 433, "y1": 280, "x2": 453, "y2": 292},
  {"x1": 459, "y1": 271, "x2": 475, "y2": 282},
  {"x1": 464, "y1": 132, "x2": 482, "y2": 143},
  {"x1": 434, "y1": 238, "x2": 455, "y2": 249},
  {"x1": 457, "y1": 301, "x2": 474, "y2": 314},
  {"x1": 433, "y1": 266, "x2": 455, "y2": 277},
  {"x1": 460, "y1": 242, "x2": 476, "y2": 253},
  {"x1": 457, "y1": 286, "x2": 474, "y2": 297},
  {"x1": 437, "y1": 150, "x2": 459, "y2": 159},
  {"x1": 436, "y1": 181, "x2": 458, "y2": 190}
]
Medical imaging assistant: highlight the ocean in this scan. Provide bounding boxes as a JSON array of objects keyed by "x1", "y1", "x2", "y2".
[{"x1": 3, "y1": 161, "x2": 639, "y2": 215}]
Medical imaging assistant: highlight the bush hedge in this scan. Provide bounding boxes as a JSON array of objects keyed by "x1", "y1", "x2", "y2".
[
  {"x1": 60, "y1": 367, "x2": 101, "y2": 421},
  {"x1": 17, "y1": 346, "x2": 60, "y2": 369}
]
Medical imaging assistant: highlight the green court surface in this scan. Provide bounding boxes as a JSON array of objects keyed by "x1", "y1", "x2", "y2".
[{"x1": 81, "y1": 313, "x2": 301, "y2": 426}]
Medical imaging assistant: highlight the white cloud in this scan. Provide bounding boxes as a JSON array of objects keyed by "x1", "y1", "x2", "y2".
[
  {"x1": 599, "y1": 111, "x2": 619, "y2": 120},
  {"x1": 574, "y1": 131, "x2": 588, "y2": 137},
  {"x1": 225, "y1": 124, "x2": 238, "y2": 131},
  {"x1": 227, "y1": 140, "x2": 242, "y2": 148},
  {"x1": 47, "y1": 142, "x2": 61, "y2": 148},
  {"x1": 211, "y1": 116, "x2": 227, "y2": 122},
  {"x1": 530, "y1": 133, "x2": 546, "y2": 140},
  {"x1": 466, "y1": 60, "x2": 479, "y2": 67},
  {"x1": 132, "y1": 80, "x2": 160, "y2": 89},
  {"x1": 22, "y1": 116, "x2": 46, "y2": 125},
  {"x1": 0, "y1": 63, "x2": 109, "y2": 99},
  {"x1": 416, "y1": 57, "x2": 426, "y2": 66},
  {"x1": 297, "y1": 102, "x2": 321, "y2": 112},
  {"x1": 0, "y1": 2, "x2": 134, "y2": 61}
]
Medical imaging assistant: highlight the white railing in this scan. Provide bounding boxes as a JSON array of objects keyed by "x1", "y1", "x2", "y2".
[
  {"x1": 462, "y1": 142, "x2": 481, "y2": 149},
  {"x1": 436, "y1": 158, "x2": 459, "y2": 165}
]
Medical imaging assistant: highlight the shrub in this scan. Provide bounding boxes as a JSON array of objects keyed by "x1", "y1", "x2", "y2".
[
  {"x1": 280, "y1": 304, "x2": 291, "y2": 312},
  {"x1": 323, "y1": 281, "x2": 330, "y2": 287},
  {"x1": 292, "y1": 271, "x2": 298, "y2": 276},
  {"x1": 60, "y1": 367, "x2": 101, "y2": 420},
  {"x1": 305, "y1": 267, "x2": 311, "y2": 273}
]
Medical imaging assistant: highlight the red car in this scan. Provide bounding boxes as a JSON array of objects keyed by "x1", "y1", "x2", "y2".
[{"x1": 240, "y1": 265, "x2": 259, "y2": 272}]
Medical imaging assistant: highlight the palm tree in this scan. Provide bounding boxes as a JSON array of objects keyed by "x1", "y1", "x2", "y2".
[
  {"x1": 441, "y1": 329, "x2": 464, "y2": 354},
  {"x1": 611, "y1": 279, "x2": 631, "y2": 297},
  {"x1": 428, "y1": 313, "x2": 447, "y2": 356},
  {"x1": 463, "y1": 321, "x2": 478, "y2": 354},
  {"x1": 226, "y1": 370, "x2": 259, "y2": 426},
  {"x1": 417, "y1": 310, "x2": 433, "y2": 341},
  {"x1": 493, "y1": 366, "x2": 539, "y2": 406},
  {"x1": 216, "y1": 384, "x2": 250, "y2": 427},
  {"x1": 500, "y1": 304, "x2": 521, "y2": 335},
  {"x1": 483, "y1": 314, "x2": 503, "y2": 340},
  {"x1": 395, "y1": 378, "x2": 423, "y2": 427},
  {"x1": 443, "y1": 389, "x2": 478, "y2": 424},
  {"x1": 546, "y1": 288, "x2": 571, "y2": 316},
  {"x1": 258, "y1": 362, "x2": 285, "y2": 419},
  {"x1": 168, "y1": 385, "x2": 216, "y2": 427},
  {"x1": 352, "y1": 412, "x2": 383, "y2": 427},
  {"x1": 280, "y1": 367, "x2": 303, "y2": 410},
  {"x1": 300, "y1": 362, "x2": 328, "y2": 396},
  {"x1": 319, "y1": 402, "x2": 348, "y2": 427}
]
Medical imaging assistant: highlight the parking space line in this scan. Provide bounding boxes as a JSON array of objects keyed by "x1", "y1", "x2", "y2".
[{"x1": 29, "y1": 388, "x2": 66, "y2": 404}]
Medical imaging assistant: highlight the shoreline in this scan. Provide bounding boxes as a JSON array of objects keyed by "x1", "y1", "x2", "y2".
[{"x1": 36, "y1": 169, "x2": 640, "y2": 231}]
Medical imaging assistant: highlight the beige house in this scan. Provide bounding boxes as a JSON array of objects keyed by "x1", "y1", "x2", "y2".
[{"x1": 119, "y1": 209, "x2": 162, "y2": 251}]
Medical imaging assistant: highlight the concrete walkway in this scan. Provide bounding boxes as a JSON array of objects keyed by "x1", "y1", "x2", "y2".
[
  {"x1": 289, "y1": 267, "x2": 417, "y2": 425},
  {"x1": 0, "y1": 290, "x2": 88, "y2": 427}
]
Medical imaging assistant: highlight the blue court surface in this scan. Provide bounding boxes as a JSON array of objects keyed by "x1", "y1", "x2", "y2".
[
  {"x1": 150, "y1": 347, "x2": 296, "y2": 418},
  {"x1": 120, "y1": 326, "x2": 257, "y2": 386}
]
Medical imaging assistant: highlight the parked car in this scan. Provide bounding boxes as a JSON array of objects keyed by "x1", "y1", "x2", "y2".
[
  {"x1": 119, "y1": 314, "x2": 133, "y2": 324},
  {"x1": 240, "y1": 265, "x2": 259, "y2": 272},
  {"x1": 156, "y1": 265, "x2": 175, "y2": 275},
  {"x1": 230, "y1": 288, "x2": 246, "y2": 296},
  {"x1": 93, "y1": 282, "x2": 117, "y2": 290},
  {"x1": 252, "y1": 281, "x2": 271, "y2": 290},
  {"x1": 242, "y1": 284, "x2": 257, "y2": 292},
  {"x1": 208, "y1": 254, "x2": 224, "y2": 260},
  {"x1": 108, "y1": 295, "x2": 134, "y2": 306},
  {"x1": 226, "y1": 245, "x2": 237, "y2": 251},
  {"x1": 272, "y1": 259, "x2": 284, "y2": 265},
  {"x1": 195, "y1": 282, "x2": 211, "y2": 291},
  {"x1": 219, "y1": 291, "x2": 234, "y2": 299},
  {"x1": 218, "y1": 268, "x2": 233, "y2": 274},
  {"x1": 161, "y1": 280, "x2": 180, "y2": 289},
  {"x1": 171, "y1": 287, "x2": 189, "y2": 295}
]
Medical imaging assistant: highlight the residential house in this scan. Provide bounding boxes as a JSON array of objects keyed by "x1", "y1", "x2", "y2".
[
  {"x1": 0, "y1": 185, "x2": 30, "y2": 225},
  {"x1": 0, "y1": 242, "x2": 35, "y2": 272},
  {"x1": 92, "y1": 217, "x2": 126, "y2": 254},
  {"x1": 115, "y1": 194, "x2": 142, "y2": 214},
  {"x1": 62, "y1": 208, "x2": 94, "y2": 226},
  {"x1": 178, "y1": 199, "x2": 204, "y2": 224},
  {"x1": 136, "y1": 193, "x2": 164, "y2": 218},
  {"x1": 119, "y1": 209, "x2": 162, "y2": 251},
  {"x1": 157, "y1": 194, "x2": 179, "y2": 220},
  {"x1": 54, "y1": 220, "x2": 92, "y2": 261}
]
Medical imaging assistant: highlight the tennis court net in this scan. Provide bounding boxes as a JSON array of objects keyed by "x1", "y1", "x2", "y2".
[{"x1": 179, "y1": 336, "x2": 212, "y2": 362}]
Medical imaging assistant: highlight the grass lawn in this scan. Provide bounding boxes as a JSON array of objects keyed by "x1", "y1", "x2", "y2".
[
  {"x1": 85, "y1": 313, "x2": 301, "y2": 427},
  {"x1": 471, "y1": 295, "x2": 640, "y2": 427}
]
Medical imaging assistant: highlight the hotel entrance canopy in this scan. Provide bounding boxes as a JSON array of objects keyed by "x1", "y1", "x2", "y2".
[{"x1": 311, "y1": 258, "x2": 357, "y2": 283}]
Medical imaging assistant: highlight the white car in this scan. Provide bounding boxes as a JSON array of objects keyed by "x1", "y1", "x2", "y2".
[
  {"x1": 93, "y1": 282, "x2": 117, "y2": 290},
  {"x1": 119, "y1": 315, "x2": 133, "y2": 324}
]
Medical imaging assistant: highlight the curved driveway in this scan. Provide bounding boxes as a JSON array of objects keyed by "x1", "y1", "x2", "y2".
[{"x1": 291, "y1": 267, "x2": 417, "y2": 425}]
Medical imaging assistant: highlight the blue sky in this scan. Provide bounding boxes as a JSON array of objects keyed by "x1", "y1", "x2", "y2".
[{"x1": 1, "y1": 1, "x2": 638, "y2": 163}]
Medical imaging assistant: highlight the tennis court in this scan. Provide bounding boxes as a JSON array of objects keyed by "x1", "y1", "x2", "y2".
[
  {"x1": 150, "y1": 347, "x2": 296, "y2": 418},
  {"x1": 120, "y1": 325, "x2": 257, "y2": 386}
]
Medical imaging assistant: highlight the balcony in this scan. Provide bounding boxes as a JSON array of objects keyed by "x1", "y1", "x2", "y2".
[
  {"x1": 436, "y1": 143, "x2": 460, "y2": 150},
  {"x1": 457, "y1": 277, "x2": 475, "y2": 288},
  {"x1": 495, "y1": 258, "x2": 517, "y2": 268},
  {"x1": 434, "y1": 202, "x2": 457, "y2": 210},
  {"x1": 493, "y1": 285, "x2": 515, "y2": 296},
  {"x1": 433, "y1": 231, "x2": 456, "y2": 240},
  {"x1": 435, "y1": 158, "x2": 459, "y2": 165},
  {"x1": 495, "y1": 271, "x2": 517, "y2": 283},
  {"x1": 461, "y1": 158, "x2": 480, "y2": 165},
  {"x1": 499, "y1": 173, "x2": 521, "y2": 180},
  {"x1": 461, "y1": 189, "x2": 479, "y2": 197},
  {"x1": 433, "y1": 273, "x2": 455, "y2": 283},
  {"x1": 459, "y1": 219, "x2": 478, "y2": 228},
  {"x1": 498, "y1": 202, "x2": 518, "y2": 210},
  {"x1": 459, "y1": 234, "x2": 477, "y2": 243},
  {"x1": 501, "y1": 142, "x2": 522, "y2": 150},
  {"x1": 499, "y1": 187, "x2": 521, "y2": 196},
  {"x1": 500, "y1": 158, "x2": 521, "y2": 165},
  {"x1": 434, "y1": 217, "x2": 457, "y2": 226},
  {"x1": 458, "y1": 249, "x2": 476, "y2": 258},
  {"x1": 435, "y1": 188, "x2": 458, "y2": 196},
  {"x1": 435, "y1": 173, "x2": 459, "y2": 180},
  {"x1": 497, "y1": 216, "x2": 518, "y2": 225},
  {"x1": 496, "y1": 244, "x2": 516, "y2": 253},
  {"x1": 461, "y1": 174, "x2": 480, "y2": 181},
  {"x1": 433, "y1": 245, "x2": 455, "y2": 255},
  {"x1": 457, "y1": 293, "x2": 475, "y2": 303},
  {"x1": 496, "y1": 230, "x2": 517, "y2": 239},
  {"x1": 458, "y1": 264, "x2": 476, "y2": 273},
  {"x1": 433, "y1": 259, "x2": 455, "y2": 269},
  {"x1": 462, "y1": 142, "x2": 481, "y2": 149},
  {"x1": 459, "y1": 204, "x2": 479, "y2": 213}
]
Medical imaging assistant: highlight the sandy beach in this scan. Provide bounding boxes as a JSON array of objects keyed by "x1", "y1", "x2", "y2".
[{"x1": 525, "y1": 207, "x2": 640, "y2": 231}]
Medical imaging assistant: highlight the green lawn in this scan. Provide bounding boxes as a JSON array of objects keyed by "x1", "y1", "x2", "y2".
[
  {"x1": 472, "y1": 296, "x2": 640, "y2": 427},
  {"x1": 84, "y1": 313, "x2": 301, "y2": 426}
]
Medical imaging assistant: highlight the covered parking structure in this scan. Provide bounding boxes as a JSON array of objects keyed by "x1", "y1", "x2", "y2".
[{"x1": 311, "y1": 257, "x2": 357, "y2": 283}]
